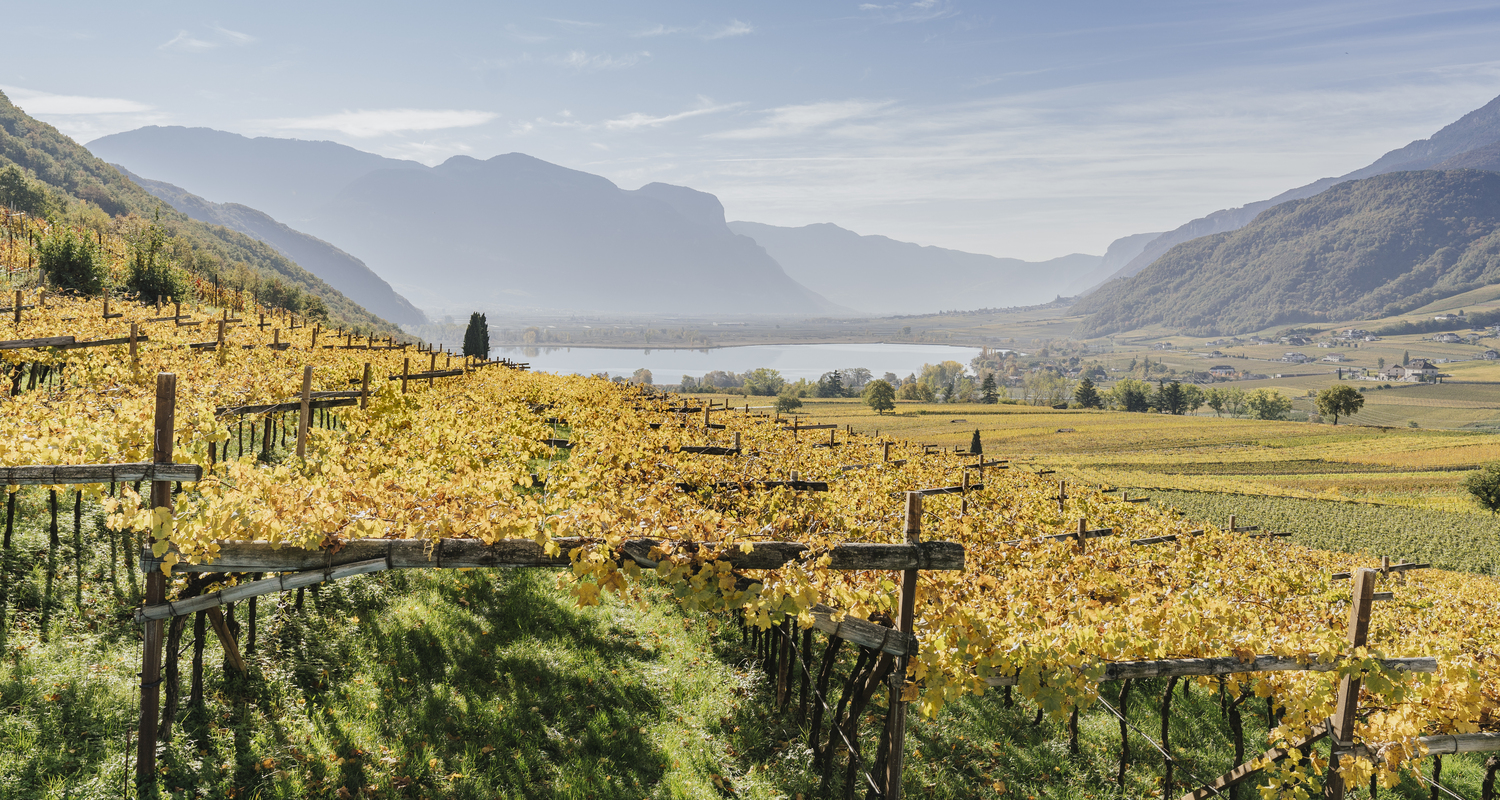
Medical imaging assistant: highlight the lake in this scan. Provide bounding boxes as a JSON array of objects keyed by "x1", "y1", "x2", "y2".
[{"x1": 490, "y1": 342, "x2": 986, "y2": 382}]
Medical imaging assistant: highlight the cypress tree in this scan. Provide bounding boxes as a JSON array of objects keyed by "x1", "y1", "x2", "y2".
[
  {"x1": 462, "y1": 312, "x2": 491, "y2": 358},
  {"x1": 970, "y1": 429, "x2": 983, "y2": 455},
  {"x1": 1074, "y1": 377, "x2": 1102, "y2": 409},
  {"x1": 981, "y1": 372, "x2": 998, "y2": 404}
]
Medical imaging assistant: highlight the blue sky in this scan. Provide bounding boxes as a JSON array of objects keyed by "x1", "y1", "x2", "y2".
[{"x1": 5, "y1": 1, "x2": 1500, "y2": 259}]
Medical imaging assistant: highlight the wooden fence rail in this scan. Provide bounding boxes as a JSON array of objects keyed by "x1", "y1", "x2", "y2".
[
  {"x1": 984, "y1": 654, "x2": 1437, "y2": 686},
  {"x1": 0, "y1": 463, "x2": 202, "y2": 485}
]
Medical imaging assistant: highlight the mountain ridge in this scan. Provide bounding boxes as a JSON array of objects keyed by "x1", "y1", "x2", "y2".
[
  {"x1": 1075, "y1": 169, "x2": 1500, "y2": 336},
  {"x1": 117, "y1": 167, "x2": 427, "y2": 325},
  {"x1": 726, "y1": 220, "x2": 1106, "y2": 314}
]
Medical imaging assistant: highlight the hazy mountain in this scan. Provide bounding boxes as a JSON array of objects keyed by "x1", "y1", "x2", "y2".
[
  {"x1": 89, "y1": 128, "x2": 836, "y2": 316},
  {"x1": 89, "y1": 126, "x2": 422, "y2": 224},
  {"x1": 0, "y1": 91, "x2": 398, "y2": 333},
  {"x1": 1076, "y1": 170, "x2": 1500, "y2": 336},
  {"x1": 727, "y1": 221, "x2": 1102, "y2": 314},
  {"x1": 118, "y1": 168, "x2": 426, "y2": 325},
  {"x1": 1107, "y1": 93, "x2": 1500, "y2": 283},
  {"x1": 1065, "y1": 231, "x2": 1162, "y2": 295}
]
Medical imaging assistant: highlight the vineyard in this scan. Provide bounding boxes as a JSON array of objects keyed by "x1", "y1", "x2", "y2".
[{"x1": 4, "y1": 291, "x2": 1500, "y2": 798}]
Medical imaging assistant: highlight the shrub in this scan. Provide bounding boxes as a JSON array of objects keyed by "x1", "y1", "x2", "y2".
[{"x1": 38, "y1": 227, "x2": 105, "y2": 294}]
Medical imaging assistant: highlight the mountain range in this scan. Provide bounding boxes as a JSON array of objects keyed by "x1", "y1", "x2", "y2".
[
  {"x1": 0, "y1": 91, "x2": 399, "y2": 333},
  {"x1": 1079, "y1": 92, "x2": 1500, "y2": 335},
  {"x1": 1094, "y1": 94, "x2": 1500, "y2": 288},
  {"x1": 118, "y1": 167, "x2": 426, "y2": 325},
  {"x1": 724, "y1": 221, "x2": 1151, "y2": 315},
  {"x1": 1076, "y1": 169, "x2": 1500, "y2": 335},
  {"x1": 89, "y1": 127, "x2": 1110, "y2": 317}
]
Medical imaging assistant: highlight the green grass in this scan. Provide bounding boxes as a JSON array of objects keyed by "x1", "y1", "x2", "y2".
[
  {"x1": 1141, "y1": 489, "x2": 1500, "y2": 575},
  {"x1": 2, "y1": 484, "x2": 1494, "y2": 799}
]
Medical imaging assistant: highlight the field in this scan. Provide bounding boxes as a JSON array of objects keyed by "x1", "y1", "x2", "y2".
[{"x1": 4, "y1": 291, "x2": 1500, "y2": 800}]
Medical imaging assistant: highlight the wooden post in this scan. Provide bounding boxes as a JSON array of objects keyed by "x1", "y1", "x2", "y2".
[
  {"x1": 1228, "y1": 515, "x2": 1236, "y2": 533},
  {"x1": 13, "y1": 289, "x2": 20, "y2": 324},
  {"x1": 961, "y1": 470, "x2": 970, "y2": 515},
  {"x1": 1326, "y1": 568, "x2": 1377, "y2": 800},
  {"x1": 311, "y1": 325, "x2": 319, "y2": 349},
  {"x1": 402, "y1": 358, "x2": 410, "y2": 394},
  {"x1": 174, "y1": 301, "x2": 181, "y2": 325},
  {"x1": 129, "y1": 323, "x2": 139, "y2": 372},
  {"x1": 103, "y1": 295, "x2": 109, "y2": 318},
  {"x1": 205, "y1": 607, "x2": 247, "y2": 674},
  {"x1": 296, "y1": 366, "x2": 313, "y2": 459},
  {"x1": 1077, "y1": 517, "x2": 1087, "y2": 552},
  {"x1": 429, "y1": 352, "x2": 436, "y2": 386},
  {"x1": 884, "y1": 492, "x2": 921, "y2": 800},
  {"x1": 1058, "y1": 479, "x2": 1066, "y2": 512},
  {"x1": 793, "y1": 417, "x2": 799, "y2": 441},
  {"x1": 137, "y1": 373, "x2": 176, "y2": 785},
  {"x1": 733, "y1": 431, "x2": 741, "y2": 452},
  {"x1": 273, "y1": 328, "x2": 280, "y2": 349},
  {"x1": 883, "y1": 441, "x2": 891, "y2": 462},
  {"x1": 360, "y1": 362, "x2": 372, "y2": 409}
]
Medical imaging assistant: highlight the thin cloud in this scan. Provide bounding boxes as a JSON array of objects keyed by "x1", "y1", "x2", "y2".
[
  {"x1": 0, "y1": 85, "x2": 153, "y2": 115},
  {"x1": 160, "y1": 31, "x2": 216, "y2": 52},
  {"x1": 706, "y1": 20, "x2": 755, "y2": 39},
  {"x1": 605, "y1": 101, "x2": 744, "y2": 131},
  {"x1": 859, "y1": 0, "x2": 958, "y2": 23},
  {"x1": 211, "y1": 25, "x2": 256, "y2": 45},
  {"x1": 556, "y1": 50, "x2": 651, "y2": 70},
  {"x1": 505, "y1": 24, "x2": 550, "y2": 43},
  {"x1": 261, "y1": 109, "x2": 499, "y2": 138},
  {"x1": 632, "y1": 20, "x2": 755, "y2": 40},
  {"x1": 711, "y1": 100, "x2": 895, "y2": 139},
  {"x1": 542, "y1": 18, "x2": 602, "y2": 28}
]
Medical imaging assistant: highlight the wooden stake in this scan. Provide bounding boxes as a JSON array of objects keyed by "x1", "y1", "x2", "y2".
[
  {"x1": 884, "y1": 492, "x2": 922, "y2": 800},
  {"x1": 402, "y1": 358, "x2": 410, "y2": 394},
  {"x1": 296, "y1": 365, "x2": 313, "y2": 459},
  {"x1": 1326, "y1": 568, "x2": 1377, "y2": 800},
  {"x1": 205, "y1": 607, "x2": 247, "y2": 674},
  {"x1": 429, "y1": 352, "x2": 437, "y2": 386},
  {"x1": 137, "y1": 373, "x2": 176, "y2": 785},
  {"x1": 13, "y1": 289, "x2": 20, "y2": 324},
  {"x1": 883, "y1": 441, "x2": 891, "y2": 462},
  {"x1": 1077, "y1": 517, "x2": 1087, "y2": 552},
  {"x1": 360, "y1": 362, "x2": 372, "y2": 409},
  {"x1": 129, "y1": 323, "x2": 138, "y2": 373}
]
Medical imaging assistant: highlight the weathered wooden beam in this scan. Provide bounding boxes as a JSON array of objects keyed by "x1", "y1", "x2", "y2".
[
  {"x1": 1332, "y1": 563, "x2": 1429, "y2": 580},
  {"x1": 780, "y1": 423, "x2": 838, "y2": 431},
  {"x1": 52, "y1": 334, "x2": 152, "y2": 349},
  {"x1": 984, "y1": 655, "x2": 1435, "y2": 685},
  {"x1": 677, "y1": 480, "x2": 831, "y2": 493},
  {"x1": 903, "y1": 484, "x2": 984, "y2": 497},
  {"x1": 1416, "y1": 732, "x2": 1500, "y2": 755},
  {"x1": 214, "y1": 398, "x2": 358, "y2": 418},
  {"x1": 387, "y1": 368, "x2": 464, "y2": 381},
  {"x1": 670, "y1": 446, "x2": 741, "y2": 456},
  {"x1": 0, "y1": 335, "x2": 75, "y2": 350},
  {"x1": 1180, "y1": 725, "x2": 1328, "y2": 800},
  {"x1": 204, "y1": 607, "x2": 247, "y2": 675},
  {"x1": 148, "y1": 537, "x2": 965, "y2": 574},
  {"x1": 1003, "y1": 528, "x2": 1115, "y2": 546},
  {"x1": 135, "y1": 558, "x2": 389, "y2": 622},
  {"x1": 1, "y1": 462, "x2": 202, "y2": 486}
]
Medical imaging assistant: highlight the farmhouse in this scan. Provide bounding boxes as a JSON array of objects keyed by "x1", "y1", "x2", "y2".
[
  {"x1": 1209, "y1": 365, "x2": 1236, "y2": 377},
  {"x1": 1433, "y1": 332, "x2": 1463, "y2": 344},
  {"x1": 1321, "y1": 353, "x2": 1348, "y2": 362},
  {"x1": 1380, "y1": 359, "x2": 1440, "y2": 381},
  {"x1": 1483, "y1": 350, "x2": 1500, "y2": 361},
  {"x1": 1282, "y1": 352, "x2": 1310, "y2": 363}
]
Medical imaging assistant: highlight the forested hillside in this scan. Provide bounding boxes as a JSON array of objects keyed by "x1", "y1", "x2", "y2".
[
  {"x1": 121, "y1": 169, "x2": 426, "y2": 325},
  {"x1": 1076, "y1": 169, "x2": 1500, "y2": 335},
  {"x1": 0, "y1": 92, "x2": 398, "y2": 334}
]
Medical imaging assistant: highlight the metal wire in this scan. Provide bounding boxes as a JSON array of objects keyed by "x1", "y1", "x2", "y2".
[
  {"x1": 1414, "y1": 770, "x2": 1469, "y2": 800},
  {"x1": 1096, "y1": 693, "x2": 1228, "y2": 799}
]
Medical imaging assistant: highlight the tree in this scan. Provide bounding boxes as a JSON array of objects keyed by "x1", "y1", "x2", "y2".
[
  {"x1": 980, "y1": 372, "x2": 999, "y2": 404},
  {"x1": 1181, "y1": 384, "x2": 1205, "y2": 414},
  {"x1": 816, "y1": 370, "x2": 845, "y2": 398},
  {"x1": 1378, "y1": 357, "x2": 1386, "y2": 370},
  {"x1": 0, "y1": 165, "x2": 50, "y2": 216},
  {"x1": 743, "y1": 368, "x2": 786, "y2": 396},
  {"x1": 776, "y1": 392, "x2": 803, "y2": 413},
  {"x1": 1153, "y1": 381, "x2": 1188, "y2": 414},
  {"x1": 1073, "y1": 377, "x2": 1102, "y2": 409},
  {"x1": 38, "y1": 227, "x2": 105, "y2": 294},
  {"x1": 1403, "y1": 350, "x2": 1410, "y2": 366},
  {"x1": 462, "y1": 312, "x2": 491, "y2": 358},
  {"x1": 1221, "y1": 387, "x2": 1248, "y2": 418},
  {"x1": 1245, "y1": 388, "x2": 1292, "y2": 420},
  {"x1": 126, "y1": 209, "x2": 188, "y2": 303},
  {"x1": 1110, "y1": 378, "x2": 1152, "y2": 412},
  {"x1": 1315, "y1": 384, "x2": 1365, "y2": 425},
  {"x1": 970, "y1": 429, "x2": 983, "y2": 455},
  {"x1": 898, "y1": 381, "x2": 935, "y2": 402},
  {"x1": 1205, "y1": 387, "x2": 1226, "y2": 416},
  {"x1": 863, "y1": 379, "x2": 896, "y2": 414},
  {"x1": 630, "y1": 368, "x2": 652, "y2": 385},
  {"x1": 1463, "y1": 462, "x2": 1500, "y2": 515}
]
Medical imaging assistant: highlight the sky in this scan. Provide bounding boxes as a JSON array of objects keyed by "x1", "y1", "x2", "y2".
[{"x1": 5, "y1": 0, "x2": 1500, "y2": 260}]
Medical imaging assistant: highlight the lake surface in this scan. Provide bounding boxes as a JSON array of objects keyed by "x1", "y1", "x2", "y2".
[{"x1": 491, "y1": 343, "x2": 986, "y2": 382}]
